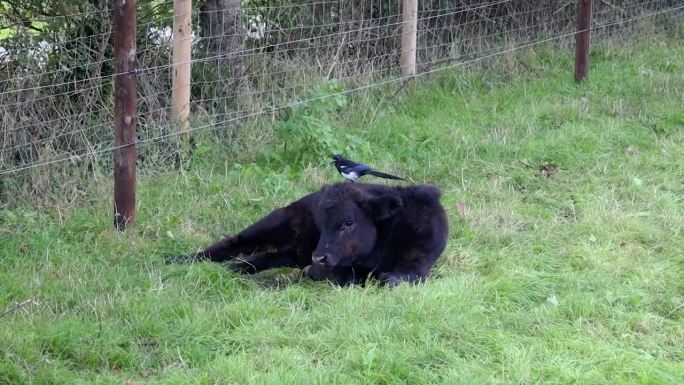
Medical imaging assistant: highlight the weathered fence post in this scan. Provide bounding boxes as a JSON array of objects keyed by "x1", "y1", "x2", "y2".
[
  {"x1": 574, "y1": 0, "x2": 592, "y2": 82},
  {"x1": 172, "y1": 0, "x2": 192, "y2": 133},
  {"x1": 113, "y1": 0, "x2": 137, "y2": 230},
  {"x1": 401, "y1": 0, "x2": 418, "y2": 77}
]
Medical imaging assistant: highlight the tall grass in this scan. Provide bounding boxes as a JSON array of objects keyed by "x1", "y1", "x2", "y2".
[{"x1": 1, "y1": 28, "x2": 683, "y2": 384}]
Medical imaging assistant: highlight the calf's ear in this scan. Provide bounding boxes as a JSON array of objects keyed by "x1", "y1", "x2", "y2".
[{"x1": 365, "y1": 194, "x2": 403, "y2": 221}]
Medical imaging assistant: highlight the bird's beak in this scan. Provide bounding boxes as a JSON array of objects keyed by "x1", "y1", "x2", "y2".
[{"x1": 330, "y1": 160, "x2": 335, "y2": 164}]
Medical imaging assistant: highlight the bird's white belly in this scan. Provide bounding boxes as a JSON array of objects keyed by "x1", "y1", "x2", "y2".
[{"x1": 342, "y1": 171, "x2": 359, "y2": 181}]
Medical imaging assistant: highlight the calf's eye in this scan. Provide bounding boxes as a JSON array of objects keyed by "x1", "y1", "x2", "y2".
[{"x1": 338, "y1": 220, "x2": 354, "y2": 231}]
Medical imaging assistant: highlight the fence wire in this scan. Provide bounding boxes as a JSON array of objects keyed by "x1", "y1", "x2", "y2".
[{"x1": 0, "y1": 0, "x2": 682, "y2": 183}]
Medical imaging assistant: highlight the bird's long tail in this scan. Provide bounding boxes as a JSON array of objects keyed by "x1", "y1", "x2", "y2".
[{"x1": 366, "y1": 170, "x2": 405, "y2": 181}]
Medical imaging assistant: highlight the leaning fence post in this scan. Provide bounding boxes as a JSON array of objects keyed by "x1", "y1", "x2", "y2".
[
  {"x1": 172, "y1": 0, "x2": 192, "y2": 133},
  {"x1": 574, "y1": 0, "x2": 592, "y2": 82},
  {"x1": 113, "y1": 0, "x2": 137, "y2": 230},
  {"x1": 401, "y1": 0, "x2": 418, "y2": 77}
]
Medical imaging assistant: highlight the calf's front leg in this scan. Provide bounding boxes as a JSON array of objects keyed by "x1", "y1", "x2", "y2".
[
  {"x1": 376, "y1": 248, "x2": 435, "y2": 286},
  {"x1": 227, "y1": 247, "x2": 304, "y2": 274},
  {"x1": 167, "y1": 206, "x2": 303, "y2": 264}
]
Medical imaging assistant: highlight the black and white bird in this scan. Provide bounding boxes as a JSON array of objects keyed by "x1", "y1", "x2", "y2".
[{"x1": 331, "y1": 154, "x2": 405, "y2": 182}]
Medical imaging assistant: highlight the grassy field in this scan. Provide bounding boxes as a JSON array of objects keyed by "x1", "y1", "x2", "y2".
[{"x1": 1, "y1": 31, "x2": 683, "y2": 384}]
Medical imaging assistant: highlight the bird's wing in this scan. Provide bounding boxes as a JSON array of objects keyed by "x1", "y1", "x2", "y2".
[{"x1": 350, "y1": 163, "x2": 372, "y2": 172}]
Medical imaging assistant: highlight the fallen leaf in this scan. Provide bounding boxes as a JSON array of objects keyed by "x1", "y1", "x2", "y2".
[
  {"x1": 539, "y1": 163, "x2": 558, "y2": 178},
  {"x1": 289, "y1": 268, "x2": 303, "y2": 280},
  {"x1": 457, "y1": 201, "x2": 468, "y2": 217}
]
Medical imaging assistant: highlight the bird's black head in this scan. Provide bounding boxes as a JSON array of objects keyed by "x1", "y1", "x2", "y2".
[{"x1": 331, "y1": 154, "x2": 343, "y2": 164}]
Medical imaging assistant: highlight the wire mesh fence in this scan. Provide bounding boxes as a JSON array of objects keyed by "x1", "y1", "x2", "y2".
[{"x1": 0, "y1": 0, "x2": 682, "y2": 197}]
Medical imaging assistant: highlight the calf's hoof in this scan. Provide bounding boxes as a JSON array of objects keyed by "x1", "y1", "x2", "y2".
[{"x1": 227, "y1": 259, "x2": 257, "y2": 274}]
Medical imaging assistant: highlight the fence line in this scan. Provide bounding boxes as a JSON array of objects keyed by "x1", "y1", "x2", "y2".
[
  {"x1": 1, "y1": 0, "x2": 671, "y2": 97},
  {"x1": 0, "y1": 1, "x2": 671, "y2": 92},
  {"x1": 0, "y1": 0, "x2": 521, "y2": 96},
  {"x1": 1, "y1": 10, "x2": 579, "y2": 141},
  {"x1": 2, "y1": 0, "x2": 670, "y2": 94},
  {"x1": 2, "y1": 3, "x2": 681, "y2": 177},
  {"x1": 1, "y1": 1, "x2": 682, "y2": 180}
]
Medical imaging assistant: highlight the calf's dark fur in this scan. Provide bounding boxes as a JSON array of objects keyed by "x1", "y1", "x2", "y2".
[{"x1": 169, "y1": 182, "x2": 448, "y2": 285}]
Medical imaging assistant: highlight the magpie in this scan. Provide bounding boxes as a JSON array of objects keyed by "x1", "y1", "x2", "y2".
[{"x1": 331, "y1": 154, "x2": 405, "y2": 182}]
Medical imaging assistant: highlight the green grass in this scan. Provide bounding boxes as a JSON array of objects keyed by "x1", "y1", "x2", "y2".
[{"x1": 1, "y1": 33, "x2": 684, "y2": 384}]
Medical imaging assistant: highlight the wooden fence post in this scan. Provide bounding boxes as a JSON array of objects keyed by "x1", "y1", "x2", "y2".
[
  {"x1": 172, "y1": 0, "x2": 192, "y2": 133},
  {"x1": 574, "y1": 0, "x2": 592, "y2": 82},
  {"x1": 401, "y1": 0, "x2": 418, "y2": 77},
  {"x1": 113, "y1": 0, "x2": 137, "y2": 230}
]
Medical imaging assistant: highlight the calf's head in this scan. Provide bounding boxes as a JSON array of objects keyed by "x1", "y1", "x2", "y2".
[{"x1": 312, "y1": 187, "x2": 402, "y2": 268}]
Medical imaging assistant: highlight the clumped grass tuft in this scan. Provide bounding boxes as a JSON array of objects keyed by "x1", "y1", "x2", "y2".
[{"x1": 1, "y1": 31, "x2": 683, "y2": 384}]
